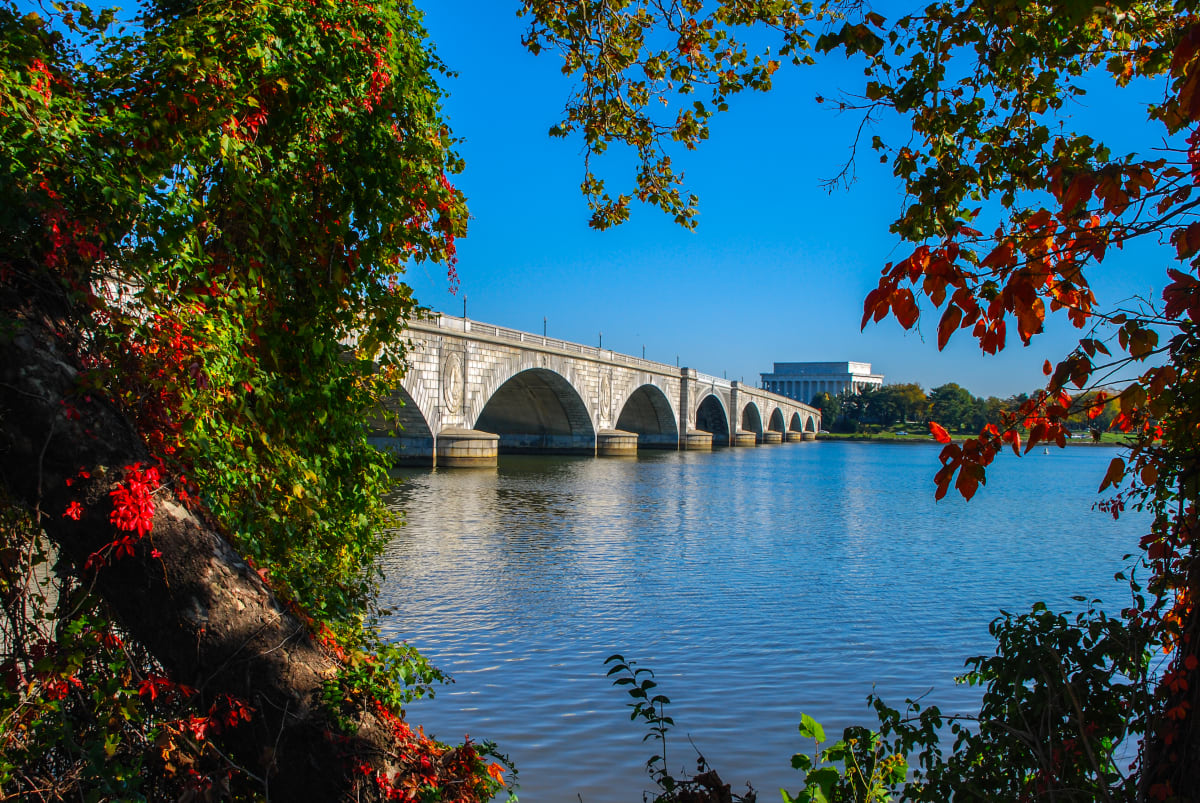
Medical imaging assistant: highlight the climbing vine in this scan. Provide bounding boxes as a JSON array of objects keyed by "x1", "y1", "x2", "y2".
[{"x1": 0, "y1": 0, "x2": 506, "y2": 798}]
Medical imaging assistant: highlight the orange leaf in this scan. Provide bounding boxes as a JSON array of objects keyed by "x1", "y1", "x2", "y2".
[
  {"x1": 1015, "y1": 296, "x2": 1046, "y2": 343},
  {"x1": 905, "y1": 246, "x2": 931, "y2": 281},
  {"x1": 929, "y1": 421, "x2": 951, "y2": 444}
]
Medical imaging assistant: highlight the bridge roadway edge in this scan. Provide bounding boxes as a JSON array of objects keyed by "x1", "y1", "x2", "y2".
[{"x1": 366, "y1": 313, "x2": 821, "y2": 467}]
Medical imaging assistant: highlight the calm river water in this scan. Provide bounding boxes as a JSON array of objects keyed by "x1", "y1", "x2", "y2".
[{"x1": 378, "y1": 441, "x2": 1145, "y2": 802}]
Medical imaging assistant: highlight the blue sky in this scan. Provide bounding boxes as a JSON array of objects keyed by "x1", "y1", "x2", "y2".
[
  {"x1": 27, "y1": 0, "x2": 1167, "y2": 399},
  {"x1": 410, "y1": 2, "x2": 1170, "y2": 399}
]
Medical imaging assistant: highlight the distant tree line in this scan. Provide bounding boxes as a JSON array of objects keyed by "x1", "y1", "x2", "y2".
[{"x1": 810, "y1": 383, "x2": 1120, "y2": 435}]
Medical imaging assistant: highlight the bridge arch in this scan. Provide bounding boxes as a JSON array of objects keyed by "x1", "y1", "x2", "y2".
[
  {"x1": 368, "y1": 382, "x2": 435, "y2": 466},
  {"x1": 788, "y1": 411, "x2": 804, "y2": 432},
  {"x1": 740, "y1": 401, "x2": 764, "y2": 442},
  {"x1": 695, "y1": 394, "x2": 730, "y2": 445},
  {"x1": 806, "y1": 414, "x2": 818, "y2": 433},
  {"x1": 615, "y1": 383, "x2": 679, "y2": 449},
  {"x1": 473, "y1": 367, "x2": 596, "y2": 454},
  {"x1": 767, "y1": 407, "x2": 786, "y2": 433}
]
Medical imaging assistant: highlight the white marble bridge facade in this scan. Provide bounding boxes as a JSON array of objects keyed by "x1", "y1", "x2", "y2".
[{"x1": 370, "y1": 313, "x2": 821, "y2": 466}]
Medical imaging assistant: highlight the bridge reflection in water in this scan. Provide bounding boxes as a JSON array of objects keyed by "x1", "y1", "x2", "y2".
[{"x1": 368, "y1": 313, "x2": 820, "y2": 467}]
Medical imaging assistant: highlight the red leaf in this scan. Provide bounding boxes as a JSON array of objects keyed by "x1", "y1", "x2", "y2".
[
  {"x1": 1172, "y1": 223, "x2": 1200, "y2": 259},
  {"x1": 937, "y1": 304, "x2": 962, "y2": 351},
  {"x1": 1163, "y1": 268, "x2": 1200, "y2": 321},
  {"x1": 934, "y1": 463, "x2": 954, "y2": 500},
  {"x1": 892, "y1": 288, "x2": 919, "y2": 329},
  {"x1": 1099, "y1": 457, "x2": 1126, "y2": 492},
  {"x1": 1062, "y1": 174, "x2": 1096, "y2": 213},
  {"x1": 955, "y1": 462, "x2": 983, "y2": 500},
  {"x1": 981, "y1": 241, "x2": 1015, "y2": 270},
  {"x1": 861, "y1": 287, "x2": 887, "y2": 329},
  {"x1": 1172, "y1": 22, "x2": 1200, "y2": 75},
  {"x1": 929, "y1": 421, "x2": 951, "y2": 443},
  {"x1": 1026, "y1": 420, "x2": 1049, "y2": 451}
]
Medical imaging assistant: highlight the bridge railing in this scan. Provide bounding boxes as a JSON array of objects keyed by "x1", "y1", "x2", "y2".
[
  {"x1": 693, "y1": 371, "x2": 732, "y2": 391},
  {"x1": 741, "y1": 384, "x2": 817, "y2": 412},
  {"x1": 411, "y1": 313, "x2": 679, "y2": 375}
]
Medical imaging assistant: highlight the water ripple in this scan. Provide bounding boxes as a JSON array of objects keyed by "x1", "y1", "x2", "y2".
[{"x1": 379, "y1": 442, "x2": 1145, "y2": 801}]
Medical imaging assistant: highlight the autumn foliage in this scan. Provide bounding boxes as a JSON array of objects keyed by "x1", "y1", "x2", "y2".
[
  {"x1": 11, "y1": 0, "x2": 1200, "y2": 798},
  {"x1": 0, "y1": 0, "x2": 504, "y2": 799},
  {"x1": 818, "y1": 2, "x2": 1200, "y2": 797}
]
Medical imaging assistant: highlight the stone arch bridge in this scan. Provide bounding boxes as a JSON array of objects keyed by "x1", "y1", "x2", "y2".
[{"x1": 370, "y1": 313, "x2": 821, "y2": 466}]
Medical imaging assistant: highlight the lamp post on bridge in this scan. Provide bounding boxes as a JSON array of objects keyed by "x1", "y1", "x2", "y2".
[
  {"x1": 543, "y1": 317, "x2": 547, "y2": 337},
  {"x1": 462, "y1": 295, "x2": 467, "y2": 320},
  {"x1": 599, "y1": 332, "x2": 603, "y2": 349}
]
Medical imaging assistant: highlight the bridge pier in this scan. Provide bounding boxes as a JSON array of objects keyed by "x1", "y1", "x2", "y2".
[
  {"x1": 435, "y1": 428, "x2": 499, "y2": 467},
  {"x1": 785, "y1": 432, "x2": 806, "y2": 443},
  {"x1": 763, "y1": 431, "x2": 783, "y2": 444},
  {"x1": 802, "y1": 432, "x2": 817, "y2": 441},
  {"x1": 682, "y1": 430, "x2": 713, "y2": 451},
  {"x1": 732, "y1": 431, "x2": 758, "y2": 447},
  {"x1": 597, "y1": 429, "x2": 639, "y2": 456}
]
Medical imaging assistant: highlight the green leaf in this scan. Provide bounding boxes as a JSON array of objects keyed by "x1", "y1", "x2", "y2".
[{"x1": 798, "y1": 713, "x2": 825, "y2": 742}]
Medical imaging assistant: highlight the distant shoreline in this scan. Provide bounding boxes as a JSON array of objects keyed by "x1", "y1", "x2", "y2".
[{"x1": 816, "y1": 434, "x2": 1127, "y2": 447}]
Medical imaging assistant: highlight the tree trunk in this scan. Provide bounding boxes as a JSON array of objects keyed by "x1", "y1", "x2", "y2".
[{"x1": 0, "y1": 293, "x2": 397, "y2": 799}]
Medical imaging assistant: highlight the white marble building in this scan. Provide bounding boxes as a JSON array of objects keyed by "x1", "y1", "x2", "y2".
[{"x1": 760, "y1": 362, "x2": 884, "y2": 404}]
